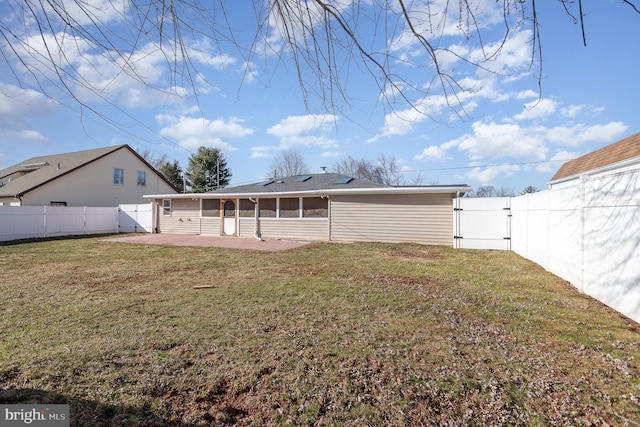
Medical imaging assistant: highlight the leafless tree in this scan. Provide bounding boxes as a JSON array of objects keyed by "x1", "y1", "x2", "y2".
[
  {"x1": 269, "y1": 149, "x2": 310, "y2": 179},
  {"x1": 137, "y1": 148, "x2": 168, "y2": 170},
  {"x1": 2, "y1": 0, "x2": 637, "y2": 123},
  {"x1": 467, "y1": 185, "x2": 515, "y2": 197},
  {"x1": 333, "y1": 154, "x2": 405, "y2": 186}
]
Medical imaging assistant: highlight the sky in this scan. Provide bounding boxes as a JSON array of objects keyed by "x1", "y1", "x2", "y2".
[{"x1": 0, "y1": 0, "x2": 638, "y2": 194}]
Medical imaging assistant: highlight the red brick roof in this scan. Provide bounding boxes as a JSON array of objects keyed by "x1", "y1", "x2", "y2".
[{"x1": 550, "y1": 132, "x2": 640, "y2": 182}]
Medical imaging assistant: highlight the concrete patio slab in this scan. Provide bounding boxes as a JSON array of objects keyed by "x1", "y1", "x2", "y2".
[{"x1": 103, "y1": 233, "x2": 310, "y2": 251}]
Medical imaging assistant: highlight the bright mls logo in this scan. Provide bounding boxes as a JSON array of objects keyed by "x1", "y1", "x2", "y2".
[{"x1": 1, "y1": 405, "x2": 69, "y2": 426}]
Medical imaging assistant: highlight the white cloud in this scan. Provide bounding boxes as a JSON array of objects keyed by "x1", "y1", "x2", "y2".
[
  {"x1": 535, "y1": 150, "x2": 578, "y2": 174},
  {"x1": 0, "y1": 129, "x2": 49, "y2": 144},
  {"x1": 560, "y1": 105, "x2": 583, "y2": 118},
  {"x1": 250, "y1": 146, "x2": 271, "y2": 159},
  {"x1": 446, "y1": 121, "x2": 548, "y2": 161},
  {"x1": 414, "y1": 145, "x2": 449, "y2": 161},
  {"x1": 267, "y1": 114, "x2": 339, "y2": 149},
  {"x1": 0, "y1": 84, "x2": 57, "y2": 127},
  {"x1": 514, "y1": 98, "x2": 558, "y2": 121},
  {"x1": 545, "y1": 122, "x2": 628, "y2": 147},
  {"x1": 389, "y1": 0, "x2": 504, "y2": 54},
  {"x1": 321, "y1": 151, "x2": 342, "y2": 158},
  {"x1": 156, "y1": 115, "x2": 253, "y2": 151},
  {"x1": 369, "y1": 110, "x2": 420, "y2": 142},
  {"x1": 462, "y1": 164, "x2": 521, "y2": 185},
  {"x1": 468, "y1": 29, "x2": 533, "y2": 77},
  {"x1": 49, "y1": 0, "x2": 127, "y2": 26}
]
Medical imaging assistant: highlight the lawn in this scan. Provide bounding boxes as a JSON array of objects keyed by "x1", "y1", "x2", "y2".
[{"x1": 1, "y1": 236, "x2": 639, "y2": 426}]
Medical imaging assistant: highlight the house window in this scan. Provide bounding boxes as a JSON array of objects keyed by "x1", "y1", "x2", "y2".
[
  {"x1": 303, "y1": 197, "x2": 328, "y2": 218},
  {"x1": 137, "y1": 171, "x2": 147, "y2": 187},
  {"x1": 238, "y1": 199, "x2": 255, "y2": 217},
  {"x1": 259, "y1": 198, "x2": 276, "y2": 217},
  {"x1": 279, "y1": 197, "x2": 300, "y2": 218},
  {"x1": 162, "y1": 199, "x2": 171, "y2": 216},
  {"x1": 202, "y1": 199, "x2": 220, "y2": 217},
  {"x1": 114, "y1": 168, "x2": 124, "y2": 185},
  {"x1": 50, "y1": 201, "x2": 67, "y2": 206}
]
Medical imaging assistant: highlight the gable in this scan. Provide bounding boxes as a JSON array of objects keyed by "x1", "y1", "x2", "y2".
[
  {"x1": 0, "y1": 145, "x2": 179, "y2": 199},
  {"x1": 550, "y1": 132, "x2": 640, "y2": 182}
]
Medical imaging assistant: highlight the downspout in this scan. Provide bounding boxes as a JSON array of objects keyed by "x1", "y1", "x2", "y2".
[
  {"x1": 249, "y1": 197, "x2": 262, "y2": 241},
  {"x1": 152, "y1": 200, "x2": 158, "y2": 233}
]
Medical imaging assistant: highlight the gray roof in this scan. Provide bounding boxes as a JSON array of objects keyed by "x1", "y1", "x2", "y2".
[
  {"x1": 144, "y1": 173, "x2": 471, "y2": 199},
  {"x1": 0, "y1": 145, "x2": 177, "y2": 198},
  {"x1": 212, "y1": 173, "x2": 387, "y2": 194}
]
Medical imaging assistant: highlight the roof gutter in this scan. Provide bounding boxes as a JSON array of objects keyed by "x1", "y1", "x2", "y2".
[{"x1": 144, "y1": 185, "x2": 472, "y2": 200}]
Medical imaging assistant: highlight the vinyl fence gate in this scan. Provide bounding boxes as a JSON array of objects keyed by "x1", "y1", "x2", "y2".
[
  {"x1": 118, "y1": 203, "x2": 153, "y2": 233},
  {"x1": 453, "y1": 197, "x2": 512, "y2": 250}
]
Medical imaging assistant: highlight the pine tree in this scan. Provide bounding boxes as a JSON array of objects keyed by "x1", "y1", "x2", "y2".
[
  {"x1": 158, "y1": 160, "x2": 184, "y2": 193},
  {"x1": 185, "y1": 147, "x2": 232, "y2": 192}
]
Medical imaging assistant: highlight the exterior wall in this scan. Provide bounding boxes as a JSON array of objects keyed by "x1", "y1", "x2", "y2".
[
  {"x1": 21, "y1": 148, "x2": 177, "y2": 206},
  {"x1": 156, "y1": 193, "x2": 456, "y2": 246},
  {"x1": 258, "y1": 218, "x2": 329, "y2": 241},
  {"x1": 329, "y1": 193, "x2": 454, "y2": 245},
  {"x1": 0, "y1": 197, "x2": 20, "y2": 206},
  {"x1": 158, "y1": 199, "x2": 201, "y2": 234},
  {"x1": 200, "y1": 218, "x2": 221, "y2": 236}
]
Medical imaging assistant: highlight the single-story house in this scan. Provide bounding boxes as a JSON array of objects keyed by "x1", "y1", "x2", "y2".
[
  {"x1": 0, "y1": 145, "x2": 179, "y2": 206},
  {"x1": 145, "y1": 173, "x2": 471, "y2": 246}
]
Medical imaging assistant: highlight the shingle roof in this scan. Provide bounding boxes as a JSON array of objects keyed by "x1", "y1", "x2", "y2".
[
  {"x1": 0, "y1": 145, "x2": 177, "y2": 198},
  {"x1": 212, "y1": 173, "x2": 387, "y2": 194},
  {"x1": 550, "y1": 132, "x2": 640, "y2": 182}
]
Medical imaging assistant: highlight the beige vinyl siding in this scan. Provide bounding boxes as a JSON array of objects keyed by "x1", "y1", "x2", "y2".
[
  {"x1": 237, "y1": 218, "x2": 255, "y2": 238},
  {"x1": 200, "y1": 217, "x2": 221, "y2": 236},
  {"x1": 329, "y1": 194, "x2": 454, "y2": 246},
  {"x1": 157, "y1": 199, "x2": 201, "y2": 234},
  {"x1": 258, "y1": 218, "x2": 328, "y2": 241}
]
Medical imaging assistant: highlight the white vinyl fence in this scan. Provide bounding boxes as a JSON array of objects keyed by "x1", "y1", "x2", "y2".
[
  {"x1": 454, "y1": 167, "x2": 640, "y2": 323},
  {"x1": 0, "y1": 204, "x2": 152, "y2": 242},
  {"x1": 118, "y1": 203, "x2": 153, "y2": 233}
]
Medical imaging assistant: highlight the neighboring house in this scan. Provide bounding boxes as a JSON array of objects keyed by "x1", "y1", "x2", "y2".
[
  {"x1": 145, "y1": 173, "x2": 471, "y2": 246},
  {"x1": 548, "y1": 131, "x2": 640, "y2": 188},
  {"x1": 0, "y1": 145, "x2": 179, "y2": 206}
]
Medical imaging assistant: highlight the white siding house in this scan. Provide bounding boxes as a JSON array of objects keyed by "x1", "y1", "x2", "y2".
[{"x1": 0, "y1": 145, "x2": 179, "y2": 206}]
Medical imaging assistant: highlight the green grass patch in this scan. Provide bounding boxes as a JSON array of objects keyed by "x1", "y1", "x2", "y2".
[{"x1": 1, "y1": 237, "x2": 639, "y2": 425}]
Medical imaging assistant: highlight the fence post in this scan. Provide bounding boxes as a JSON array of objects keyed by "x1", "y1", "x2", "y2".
[
  {"x1": 579, "y1": 174, "x2": 587, "y2": 293},
  {"x1": 42, "y1": 205, "x2": 47, "y2": 238}
]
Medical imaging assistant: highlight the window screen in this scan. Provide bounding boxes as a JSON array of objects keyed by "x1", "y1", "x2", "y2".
[
  {"x1": 238, "y1": 199, "x2": 255, "y2": 217},
  {"x1": 303, "y1": 197, "x2": 328, "y2": 218},
  {"x1": 259, "y1": 198, "x2": 276, "y2": 217},
  {"x1": 279, "y1": 198, "x2": 300, "y2": 218},
  {"x1": 202, "y1": 199, "x2": 220, "y2": 217}
]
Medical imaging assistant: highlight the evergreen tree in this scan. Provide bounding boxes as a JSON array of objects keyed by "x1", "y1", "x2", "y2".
[
  {"x1": 159, "y1": 160, "x2": 184, "y2": 193},
  {"x1": 185, "y1": 147, "x2": 231, "y2": 192}
]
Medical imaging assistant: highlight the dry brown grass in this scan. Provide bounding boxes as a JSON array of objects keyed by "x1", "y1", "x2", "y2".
[{"x1": 1, "y1": 236, "x2": 639, "y2": 425}]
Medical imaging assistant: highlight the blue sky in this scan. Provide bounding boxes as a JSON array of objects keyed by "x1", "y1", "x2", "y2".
[{"x1": 0, "y1": 0, "x2": 638, "y2": 193}]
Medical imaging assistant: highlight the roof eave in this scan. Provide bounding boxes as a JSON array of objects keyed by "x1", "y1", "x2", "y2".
[
  {"x1": 548, "y1": 155, "x2": 640, "y2": 186},
  {"x1": 144, "y1": 185, "x2": 472, "y2": 199}
]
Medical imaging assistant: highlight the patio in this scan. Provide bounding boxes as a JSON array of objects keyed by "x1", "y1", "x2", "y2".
[{"x1": 104, "y1": 233, "x2": 310, "y2": 251}]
